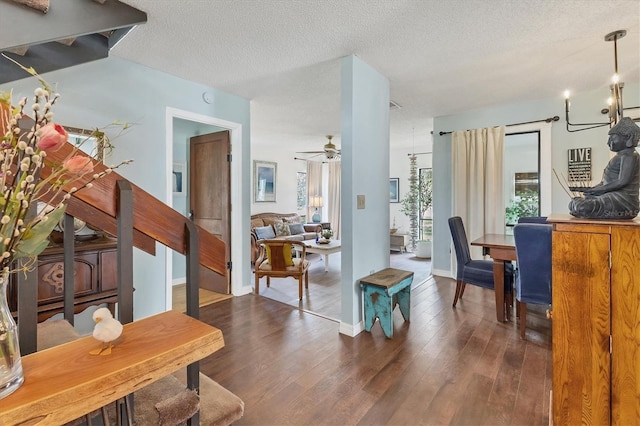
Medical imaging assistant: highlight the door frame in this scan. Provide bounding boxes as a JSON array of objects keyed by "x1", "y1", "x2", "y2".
[{"x1": 165, "y1": 107, "x2": 245, "y2": 311}]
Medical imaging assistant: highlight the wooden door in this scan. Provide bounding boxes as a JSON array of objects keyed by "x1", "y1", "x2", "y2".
[
  {"x1": 189, "y1": 131, "x2": 231, "y2": 293},
  {"x1": 552, "y1": 226, "x2": 610, "y2": 425},
  {"x1": 611, "y1": 226, "x2": 640, "y2": 423}
]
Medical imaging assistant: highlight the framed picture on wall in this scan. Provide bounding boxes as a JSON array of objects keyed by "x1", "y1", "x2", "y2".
[
  {"x1": 254, "y1": 160, "x2": 277, "y2": 202},
  {"x1": 390, "y1": 178, "x2": 399, "y2": 203},
  {"x1": 173, "y1": 162, "x2": 186, "y2": 196}
]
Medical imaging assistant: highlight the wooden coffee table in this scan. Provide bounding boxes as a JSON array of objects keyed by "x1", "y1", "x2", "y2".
[{"x1": 303, "y1": 239, "x2": 341, "y2": 271}]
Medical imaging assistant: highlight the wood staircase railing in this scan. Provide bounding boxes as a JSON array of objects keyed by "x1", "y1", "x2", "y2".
[{"x1": 41, "y1": 142, "x2": 227, "y2": 276}]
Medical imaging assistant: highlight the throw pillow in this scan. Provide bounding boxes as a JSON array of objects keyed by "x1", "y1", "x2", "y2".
[
  {"x1": 265, "y1": 244, "x2": 294, "y2": 266},
  {"x1": 274, "y1": 221, "x2": 291, "y2": 237},
  {"x1": 251, "y1": 218, "x2": 265, "y2": 228},
  {"x1": 254, "y1": 225, "x2": 275, "y2": 240},
  {"x1": 288, "y1": 223, "x2": 305, "y2": 235}
]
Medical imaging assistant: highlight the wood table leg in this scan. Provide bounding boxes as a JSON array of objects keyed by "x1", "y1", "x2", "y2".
[{"x1": 493, "y1": 259, "x2": 506, "y2": 322}]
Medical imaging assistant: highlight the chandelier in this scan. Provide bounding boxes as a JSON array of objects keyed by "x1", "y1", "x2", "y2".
[{"x1": 564, "y1": 29, "x2": 637, "y2": 133}]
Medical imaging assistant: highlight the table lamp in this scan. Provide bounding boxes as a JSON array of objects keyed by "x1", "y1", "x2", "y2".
[{"x1": 309, "y1": 195, "x2": 323, "y2": 223}]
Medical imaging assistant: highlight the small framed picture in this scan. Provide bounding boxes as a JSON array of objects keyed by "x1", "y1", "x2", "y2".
[
  {"x1": 254, "y1": 160, "x2": 277, "y2": 202},
  {"x1": 390, "y1": 178, "x2": 399, "y2": 203},
  {"x1": 172, "y1": 162, "x2": 186, "y2": 196}
]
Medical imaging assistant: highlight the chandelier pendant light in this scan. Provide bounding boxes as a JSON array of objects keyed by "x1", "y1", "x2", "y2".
[{"x1": 564, "y1": 29, "x2": 635, "y2": 133}]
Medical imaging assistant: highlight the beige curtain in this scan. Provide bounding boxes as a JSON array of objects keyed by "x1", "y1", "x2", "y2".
[
  {"x1": 306, "y1": 160, "x2": 323, "y2": 222},
  {"x1": 328, "y1": 161, "x2": 341, "y2": 239},
  {"x1": 452, "y1": 126, "x2": 506, "y2": 259}
]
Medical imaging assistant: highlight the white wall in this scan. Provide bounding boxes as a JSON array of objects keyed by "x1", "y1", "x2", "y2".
[{"x1": 250, "y1": 144, "x2": 306, "y2": 216}]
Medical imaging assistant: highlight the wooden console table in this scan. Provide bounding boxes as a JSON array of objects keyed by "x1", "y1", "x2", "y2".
[{"x1": 0, "y1": 310, "x2": 224, "y2": 425}]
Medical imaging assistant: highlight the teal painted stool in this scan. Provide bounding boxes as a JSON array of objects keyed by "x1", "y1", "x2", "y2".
[{"x1": 360, "y1": 268, "x2": 414, "y2": 338}]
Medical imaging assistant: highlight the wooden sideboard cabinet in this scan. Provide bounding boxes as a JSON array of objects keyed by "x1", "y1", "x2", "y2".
[
  {"x1": 548, "y1": 214, "x2": 640, "y2": 425},
  {"x1": 8, "y1": 236, "x2": 118, "y2": 322}
]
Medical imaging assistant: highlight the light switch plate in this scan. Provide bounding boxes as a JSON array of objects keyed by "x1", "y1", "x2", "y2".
[{"x1": 357, "y1": 195, "x2": 365, "y2": 209}]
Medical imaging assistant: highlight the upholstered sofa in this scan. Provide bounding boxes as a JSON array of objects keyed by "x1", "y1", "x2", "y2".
[{"x1": 250, "y1": 212, "x2": 321, "y2": 264}]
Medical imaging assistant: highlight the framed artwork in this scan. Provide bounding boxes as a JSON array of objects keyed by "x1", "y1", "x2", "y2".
[
  {"x1": 390, "y1": 178, "x2": 399, "y2": 203},
  {"x1": 254, "y1": 160, "x2": 277, "y2": 202},
  {"x1": 172, "y1": 162, "x2": 186, "y2": 196}
]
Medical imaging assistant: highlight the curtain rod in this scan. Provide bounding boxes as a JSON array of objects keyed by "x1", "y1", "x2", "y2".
[{"x1": 434, "y1": 115, "x2": 559, "y2": 136}]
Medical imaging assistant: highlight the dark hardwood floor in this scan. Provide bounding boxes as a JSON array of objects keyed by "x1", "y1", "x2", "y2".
[
  {"x1": 256, "y1": 251, "x2": 432, "y2": 320},
  {"x1": 199, "y1": 265, "x2": 552, "y2": 425}
]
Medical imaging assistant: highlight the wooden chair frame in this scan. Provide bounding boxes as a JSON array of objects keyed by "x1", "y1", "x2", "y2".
[{"x1": 254, "y1": 239, "x2": 309, "y2": 300}]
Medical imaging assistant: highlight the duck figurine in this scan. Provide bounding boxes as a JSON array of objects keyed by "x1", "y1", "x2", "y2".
[{"x1": 89, "y1": 307, "x2": 123, "y2": 356}]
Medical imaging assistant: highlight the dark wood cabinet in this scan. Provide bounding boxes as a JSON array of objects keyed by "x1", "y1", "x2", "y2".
[{"x1": 8, "y1": 237, "x2": 118, "y2": 322}]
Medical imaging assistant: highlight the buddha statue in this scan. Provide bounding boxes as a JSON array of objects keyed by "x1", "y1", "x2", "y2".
[{"x1": 569, "y1": 117, "x2": 640, "y2": 219}]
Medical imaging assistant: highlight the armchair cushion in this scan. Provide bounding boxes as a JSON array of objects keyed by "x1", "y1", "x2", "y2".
[
  {"x1": 255, "y1": 225, "x2": 276, "y2": 240},
  {"x1": 257, "y1": 257, "x2": 308, "y2": 271},
  {"x1": 266, "y1": 243, "x2": 294, "y2": 266}
]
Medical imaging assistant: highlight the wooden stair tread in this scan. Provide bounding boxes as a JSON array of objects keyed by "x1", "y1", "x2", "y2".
[{"x1": 0, "y1": 310, "x2": 224, "y2": 425}]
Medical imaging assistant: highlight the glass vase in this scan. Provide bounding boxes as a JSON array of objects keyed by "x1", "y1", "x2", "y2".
[{"x1": 0, "y1": 272, "x2": 24, "y2": 399}]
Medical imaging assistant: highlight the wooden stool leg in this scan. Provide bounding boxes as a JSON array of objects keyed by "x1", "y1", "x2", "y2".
[
  {"x1": 397, "y1": 287, "x2": 411, "y2": 321},
  {"x1": 377, "y1": 294, "x2": 394, "y2": 339},
  {"x1": 362, "y1": 286, "x2": 376, "y2": 332}
]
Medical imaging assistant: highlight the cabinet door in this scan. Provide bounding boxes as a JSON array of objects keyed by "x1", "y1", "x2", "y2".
[
  {"x1": 552, "y1": 229, "x2": 610, "y2": 425},
  {"x1": 611, "y1": 227, "x2": 640, "y2": 423},
  {"x1": 37, "y1": 253, "x2": 98, "y2": 303}
]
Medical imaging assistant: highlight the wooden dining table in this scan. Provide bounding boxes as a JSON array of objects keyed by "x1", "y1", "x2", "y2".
[{"x1": 470, "y1": 233, "x2": 516, "y2": 322}]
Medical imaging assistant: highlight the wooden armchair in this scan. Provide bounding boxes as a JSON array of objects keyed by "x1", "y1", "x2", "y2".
[{"x1": 254, "y1": 239, "x2": 310, "y2": 300}]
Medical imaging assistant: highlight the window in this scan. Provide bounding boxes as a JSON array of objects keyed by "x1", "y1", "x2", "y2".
[
  {"x1": 418, "y1": 168, "x2": 433, "y2": 240},
  {"x1": 296, "y1": 172, "x2": 307, "y2": 210},
  {"x1": 504, "y1": 132, "x2": 540, "y2": 228}
]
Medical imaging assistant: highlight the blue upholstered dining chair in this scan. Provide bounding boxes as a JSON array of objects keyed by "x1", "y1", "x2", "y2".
[
  {"x1": 448, "y1": 216, "x2": 514, "y2": 308},
  {"x1": 513, "y1": 223, "x2": 552, "y2": 339}
]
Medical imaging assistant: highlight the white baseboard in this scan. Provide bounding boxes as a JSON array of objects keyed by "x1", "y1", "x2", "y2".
[
  {"x1": 339, "y1": 320, "x2": 364, "y2": 337},
  {"x1": 172, "y1": 278, "x2": 186, "y2": 286},
  {"x1": 432, "y1": 268, "x2": 453, "y2": 279}
]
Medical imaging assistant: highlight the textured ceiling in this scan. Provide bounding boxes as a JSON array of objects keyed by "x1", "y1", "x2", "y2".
[{"x1": 112, "y1": 0, "x2": 640, "y2": 151}]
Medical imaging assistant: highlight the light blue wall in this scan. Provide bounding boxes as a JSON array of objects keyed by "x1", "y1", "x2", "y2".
[
  {"x1": 0, "y1": 56, "x2": 251, "y2": 319},
  {"x1": 432, "y1": 82, "x2": 640, "y2": 275},
  {"x1": 340, "y1": 55, "x2": 390, "y2": 330}
]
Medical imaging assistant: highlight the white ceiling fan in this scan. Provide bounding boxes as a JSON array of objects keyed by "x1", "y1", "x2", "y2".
[{"x1": 296, "y1": 135, "x2": 341, "y2": 160}]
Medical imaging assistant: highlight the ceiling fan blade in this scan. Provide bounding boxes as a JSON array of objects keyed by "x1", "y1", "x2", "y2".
[{"x1": 296, "y1": 150, "x2": 325, "y2": 154}]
